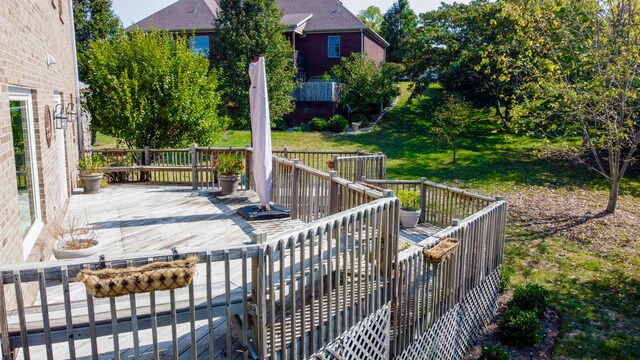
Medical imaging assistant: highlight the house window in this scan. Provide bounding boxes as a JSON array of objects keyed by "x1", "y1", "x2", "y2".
[
  {"x1": 189, "y1": 36, "x2": 210, "y2": 57},
  {"x1": 9, "y1": 87, "x2": 42, "y2": 258},
  {"x1": 328, "y1": 36, "x2": 340, "y2": 58}
]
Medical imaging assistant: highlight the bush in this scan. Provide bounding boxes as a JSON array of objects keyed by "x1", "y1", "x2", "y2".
[
  {"x1": 398, "y1": 190, "x2": 420, "y2": 211},
  {"x1": 480, "y1": 343, "x2": 511, "y2": 360},
  {"x1": 350, "y1": 113, "x2": 370, "y2": 127},
  {"x1": 498, "y1": 307, "x2": 542, "y2": 346},
  {"x1": 509, "y1": 283, "x2": 550, "y2": 318},
  {"x1": 309, "y1": 117, "x2": 328, "y2": 131},
  {"x1": 326, "y1": 114, "x2": 349, "y2": 132},
  {"x1": 499, "y1": 266, "x2": 513, "y2": 294}
]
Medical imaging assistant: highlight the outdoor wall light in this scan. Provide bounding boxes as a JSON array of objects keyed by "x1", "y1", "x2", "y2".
[{"x1": 53, "y1": 95, "x2": 77, "y2": 130}]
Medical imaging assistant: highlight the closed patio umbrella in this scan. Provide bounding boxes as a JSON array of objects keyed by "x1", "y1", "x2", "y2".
[{"x1": 249, "y1": 57, "x2": 272, "y2": 210}]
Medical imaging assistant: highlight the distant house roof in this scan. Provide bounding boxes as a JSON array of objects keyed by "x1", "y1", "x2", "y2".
[{"x1": 129, "y1": 0, "x2": 388, "y2": 47}]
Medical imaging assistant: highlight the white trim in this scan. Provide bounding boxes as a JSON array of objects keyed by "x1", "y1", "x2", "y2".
[{"x1": 8, "y1": 87, "x2": 43, "y2": 260}]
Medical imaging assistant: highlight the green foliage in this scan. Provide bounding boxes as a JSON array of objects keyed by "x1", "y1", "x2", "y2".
[
  {"x1": 331, "y1": 53, "x2": 399, "y2": 116},
  {"x1": 212, "y1": 0, "x2": 295, "y2": 129},
  {"x1": 78, "y1": 154, "x2": 104, "y2": 174},
  {"x1": 309, "y1": 118, "x2": 328, "y2": 132},
  {"x1": 509, "y1": 283, "x2": 550, "y2": 318},
  {"x1": 480, "y1": 343, "x2": 511, "y2": 360},
  {"x1": 326, "y1": 115, "x2": 349, "y2": 133},
  {"x1": 10, "y1": 102, "x2": 24, "y2": 153},
  {"x1": 498, "y1": 307, "x2": 542, "y2": 346},
  {"x1": 73, "y1": 0, "x2": 121, "y2": 80},
  {"x1": 507, "y1": 0, "x2": 640, "y2": 214},
  {"x1": 214, "y1": 153, "x2": 244, "y2": 175},
  {"x1": 397, "y1": 190, "x2": 420, "y2": 211},
  {"x1": 350, "y1": 113, "x2": 369, "y2": 127},
  {"x1": 357, "y1": 5, "x2": 383, "y2": 33},
  {"x1": 499, "y1": 266, "x2": 513, "y2": 294},
  {"x1": 430, "y1": 93, "x2": 472, "y2": 164},
  {"x1": 405, "y1": 1, "x2": 535, "y2": 129},
  {"x1": 82, "y1": 28, "x2": 226, "y2": 149},
  {"x1": 380, "y1": 0, "x2": 418, "y2": 63}
]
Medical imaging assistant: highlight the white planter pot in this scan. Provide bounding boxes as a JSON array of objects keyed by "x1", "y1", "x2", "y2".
[
  {"x1": 53, "y1": 239, "x2": 101, "y2": 260},
  {"x1": 351, "y1": 122, "x2": 360, "y2": 132},
  {"x1": 400, "y1": 209, "x2": 420, "y2": 228}
]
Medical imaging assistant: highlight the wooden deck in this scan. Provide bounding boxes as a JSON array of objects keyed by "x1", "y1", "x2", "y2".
[
  {"x1": 16, "y1": 184, "x2": 306, "y2": 360},
  {"x1": 399, "y1": 223, "x2": 442, "y2": 244}
]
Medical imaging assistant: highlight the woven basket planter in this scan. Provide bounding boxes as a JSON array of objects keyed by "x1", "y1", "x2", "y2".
[
  {"x1": 78, "y1": 256, "x2": 198, "y2": 298},
  {"x1": 423, "y1": 238, "x2": 459, "y2": 264}
]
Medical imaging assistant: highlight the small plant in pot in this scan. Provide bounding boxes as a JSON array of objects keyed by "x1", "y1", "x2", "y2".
[
  {"x1": 78, "y1": 153, "x2": 104, "y2": 194},
  {"x1": 215, "y1": 153, "x2": 244, "y2": 195},
  {"x1": 398, "y1": 190, "x2": 421, "y2": 228},
  {"x1": 50, "y1": 214, "x2": 101, "y2": 260}
]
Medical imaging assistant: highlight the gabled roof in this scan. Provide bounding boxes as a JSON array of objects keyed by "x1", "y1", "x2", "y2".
[
  {"x1": 129, "y1": 0, "x2": 388, "y2": 47},
  {"x1": 133, "y1": 0, "x2": 219, "y2": 32}
]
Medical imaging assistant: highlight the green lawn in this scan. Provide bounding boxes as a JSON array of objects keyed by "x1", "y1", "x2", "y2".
[{"x1": 94, "y1": 83, "x2": 640, "y2": 357}]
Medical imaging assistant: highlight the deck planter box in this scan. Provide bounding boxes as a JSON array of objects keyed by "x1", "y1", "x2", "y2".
[{"x1": 219, "y1": 174, "x2": 239, "y2": 195}]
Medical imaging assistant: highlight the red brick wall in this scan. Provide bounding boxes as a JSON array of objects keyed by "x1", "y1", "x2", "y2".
[
  {"x1": 295, "y1": 32, "x2": 362, "y2": 78},
  {"x1": 0, "y1": 0, "x2": 79, "y2": 269},
  {"x1": 363, "y1": 33, "x2": 385, "y2": 64}
]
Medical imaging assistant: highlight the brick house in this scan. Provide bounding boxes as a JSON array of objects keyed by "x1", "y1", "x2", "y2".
[
  {"x1": 131, "y1": 0, "x2": 389, "y2": 124},
  {"x1": 0, "y1": 0, "x2": 81, "y2": 267}
]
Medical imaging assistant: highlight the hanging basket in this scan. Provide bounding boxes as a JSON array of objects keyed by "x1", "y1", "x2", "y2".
[
  {"x1": 77, "y1": 256, "x2": 198, "y2": 298},
  {"x1": 423, "y1": 238, "x2": 459, "y2": 264}
]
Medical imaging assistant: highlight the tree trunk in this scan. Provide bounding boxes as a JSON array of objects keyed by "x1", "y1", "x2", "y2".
[
  {"x1": 606, "y1": 177, "x2": 620, "y2": 214},
  {"x1": 452, "y1": 144, "x2": 457, "y2": 164}
]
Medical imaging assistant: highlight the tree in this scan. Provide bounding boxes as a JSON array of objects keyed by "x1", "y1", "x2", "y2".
[
  {"x1": 357, "y1": 5, "x2": 383, "y2": 33},
  {"x1": 73, "y1": 0, "x2": 121, "y2": 79},
  {"x1": 405, "y1": 1, "x2": 535, "y2": 129},
  {"x1": 331, "y1": 53, "x2": 399, "y2": 116},
  {"x1": 380, "y1": 0, "x2": 418, "y2": 63},
  {"x1": 212, "y1": 0, "x2": 296, "y2": 129},
  {"x1": 82, "y1": 28, "x2": 226, "y2": 150},
  {"x1": 430, "y1": 93, "x2": 472, "y2": 164},
  {"x1": 509, "y1": 0, "x2": 640, "y2": 213}
]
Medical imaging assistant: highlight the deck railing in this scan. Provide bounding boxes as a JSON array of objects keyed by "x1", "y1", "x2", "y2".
[
  {"x1": 273, "y1": 148, "x2": 374, "y2": 173},
  {"x1": 392, "y1": 200, "x2": 507, "y2": 358},
  {"x1": 333, "y1": 154, "x2": 386, "y2": 182},
  {"x1": 362, "y1": 178, "x2": 496, "y2": 228}
]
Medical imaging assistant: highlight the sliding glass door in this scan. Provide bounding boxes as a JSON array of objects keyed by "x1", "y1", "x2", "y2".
[{"x1": 9, "y1": 88, "x2": 41, "y2": 255}]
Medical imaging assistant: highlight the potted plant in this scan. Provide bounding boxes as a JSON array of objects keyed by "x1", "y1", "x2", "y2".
[
  {"x1": 50, "y1": 214, "x2": 101, "y2": 260},
  {"x1": 215, "y1": 153, "x2": 244, "y2": 195},
  {"x1": 398, "y1": 190, "x2": 421, "y2": 228},
  {"x1": 326, "y1": 158, "x2": 335, "y2": 170},
  {"x1": 78, "y1": 153, "x2": 104, "y2": 194}
]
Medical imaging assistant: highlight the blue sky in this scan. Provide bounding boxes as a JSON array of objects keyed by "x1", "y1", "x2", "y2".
[{"x1": 112, "y1": 0, "x2": 471, "y2": 27}]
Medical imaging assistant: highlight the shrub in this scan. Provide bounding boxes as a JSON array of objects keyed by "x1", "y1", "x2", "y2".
[
  {"x1": 480, "y1": 343, "x2": 511, "y2": 360},
  {"x1": 498, "y1": 307, "x2": 542, "y2": 346},
  {"x1": 326, "y1": 114, "x2": 349, "y2": 132},
  {"x1": 350, "y1": 113, "x2": 370, "y2": 127},
  {"x1": 509, "y1": 283, "x2": 550, "y2": 318},
  {"x1": 309, "y1": 117, "x2": 328, "y2": 131},
  {"x1": 398, "y1": 190, "x2": 420, "y2": 211},
  {"x1": 499, "y1": 266, "x2": 513, "y2": 294},
  {"x1": 78, "y1": 154, "x2": 104, "y2": 174},
  {"x1": 214, "y1": 153, "x2": 244, "y2": 175}
]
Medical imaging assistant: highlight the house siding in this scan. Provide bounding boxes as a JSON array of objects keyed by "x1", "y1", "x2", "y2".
[
  {"x1": 295, "y1": 32, "x2": 362, "y2": 78},
  {"x1": 363, "y1": 32, "x2": 385, "y2": 64},
  {"x1": 0, "y1": 0, "x2": 79, "y2": 279}
]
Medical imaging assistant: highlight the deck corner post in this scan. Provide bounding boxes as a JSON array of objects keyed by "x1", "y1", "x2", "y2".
[
  {"x1": 191, "y1": 143, "x2": 198, "y2": 190},
  {"x1": 0, "y1": 275, "x2": 11, "y2": 359},
  {"x1": 283, "y1": 147, "x2": 289, "y2": 158},
  {"x1": 420, "y1": 177, "x2": 427, "y2": 224},
  {"x1": 250, "y1": 232, "x2": 268, "y2": 358},
  {"x1": 291, "y1": 159, "x2": 301, "y2": 219},
  {"x1": 143, "y1": 146, "x2": 150, "y2": 182},
  {"x1": 329, "y1": 170, "x2": 339, "y2": 215}
]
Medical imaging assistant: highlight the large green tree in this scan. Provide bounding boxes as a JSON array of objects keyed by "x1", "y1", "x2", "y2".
[
  {"x1": 380, "y1": 0, "x2": 418, "y2": 63},
  {"x1": 405, "y1": 1, "x2": 535, "y2": 129},
  {"x1": 73, "y1": 0, "x2": 121, "y2": 79},
  {"x1": 509, "y1": 0, "x2": 640, "y2": 213},
  {"x1": 357, "y1": 5, "x2": 383, "y2": 33},
  {"x1": 82, "y1": 28, "x2": 226, "y2": 150},
  {"x1": 212, "y1": 0, "x2": 296, "y2": 129}
]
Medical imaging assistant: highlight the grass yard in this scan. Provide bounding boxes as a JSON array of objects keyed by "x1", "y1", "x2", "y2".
[{"x1": 93, "y1": 82, "x2": 640, "y2": 357}]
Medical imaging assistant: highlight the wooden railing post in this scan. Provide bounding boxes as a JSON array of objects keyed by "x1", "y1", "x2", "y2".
[
  {"x1": 245, "y1": 146, "x2": 252, "y2": 190},
  {"x1": 143, "y1": 146, "x2": 150, "y2": 182},
  {"x1": 191, "y1": 143, "x2": 198, "y2": 190},
  {"x1": 250, "y1": 232, "x2": 268, "y2": 358},
  {"x1": 328, "y1": 171, "x2": 339, "y2": 215},
  {"x1": 381, "y1": 190, "x2": 394, "y2": 287},
  {"x1": 355, "y1": 158, "x2": 363, "y2": 182},
  {"x1": 379, "y1": 154, "x2": 387, "y2": 179},
  {"x1": 290, "y1": 160, "x2": 301, "y2": 219},
  {"x1": 283, "y1": 147, "x2": 289, "y2": 159},
  {"x1": 419, "y1": 177, "x2": 427, "y2": 224}
]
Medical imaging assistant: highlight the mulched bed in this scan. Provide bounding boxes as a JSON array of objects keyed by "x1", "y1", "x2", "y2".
[{"x1": 464, "y1": 292, "x2": 561, "y2": 360}]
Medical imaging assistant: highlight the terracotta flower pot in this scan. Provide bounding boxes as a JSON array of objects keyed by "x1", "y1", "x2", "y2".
[{"x1": 219, "y1": 174, "x2": 239, "y2": 195}]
